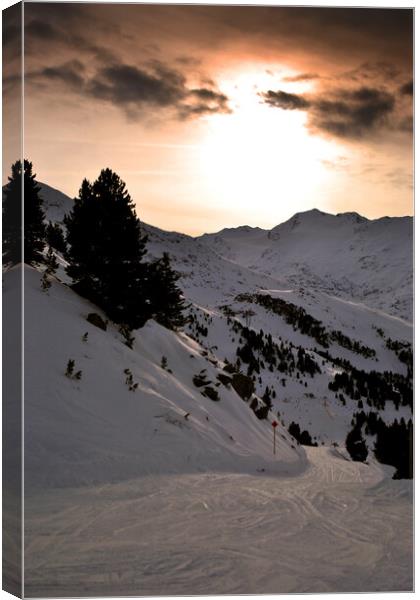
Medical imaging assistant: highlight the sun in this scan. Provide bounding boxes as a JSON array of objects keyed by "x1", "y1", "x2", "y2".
[{"x1": 198, "y1": 69, "x2": 343, "y2": 226}]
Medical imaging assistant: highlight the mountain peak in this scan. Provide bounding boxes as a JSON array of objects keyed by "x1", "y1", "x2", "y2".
[
  {"x1": 336, "y1": 211, "x2": 367, "y2": 223},
  {"x1": 37, "y1": 181, "x2": 74, "y2": 224},
  {"x1": 269, "y1": 208, "x2": 368, "y2": 235}
]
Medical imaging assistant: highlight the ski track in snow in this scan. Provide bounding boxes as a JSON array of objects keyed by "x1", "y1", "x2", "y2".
[{"x1": 24, "y1": 447, "x2": 412, "y2": 596}]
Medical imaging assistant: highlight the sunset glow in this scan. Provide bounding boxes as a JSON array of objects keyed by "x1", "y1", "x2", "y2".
[
  {"x1": 199, "y1": 73, "x2": 342, "y2": 221},
  {"x1": 3, "y1": 3, "x2": 413, "y2": 234}
]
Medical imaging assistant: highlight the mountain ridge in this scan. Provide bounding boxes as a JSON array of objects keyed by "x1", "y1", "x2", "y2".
[
  {"x1": 31, "y1": 181, "x2": 413, "y2": 234},
  {"x1": 8, "y1": 180, "x2": 412, "y2": 321}
]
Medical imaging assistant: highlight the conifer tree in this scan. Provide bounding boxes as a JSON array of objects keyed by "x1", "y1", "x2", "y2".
[
  {"x1": 345, "y1": 426, "x2": 368, "y2": 462},
  {"x1": 46, "y1": 221, "x2": 67, "y2": 255},
  {"x1": 65, "y1": 169, "x2": 149, "y2": 329},
  {"x1": 3, "y1": 159, "x2": 46, "y2": 265},
  {"x1": 147, "y1": 252, "x2": 186, "y2": 330},
  {"x1": 41, "y1": 246, "x2": 59, "y2": 291}
]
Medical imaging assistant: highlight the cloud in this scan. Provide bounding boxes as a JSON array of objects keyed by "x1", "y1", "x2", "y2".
[
  {"x1": 88, "y1": 62, "x2": 231, "y2": 119},
  {"x1": 87, "y1": 63, "x2": 186, "y2": 108},
  {"x1": 175, "y1": 56, "x2": 202, "y2": 67},
  {"x1": 261, "y1": 90, "x2": 311, "y2": 110},
  {"x1": 26, "y1": 57, "x2": 231, "y2": 121},
  {"x1": 316, "y1": 87, "x2": 395, "y2": 138},
  {"x1": 30, "y1": 60, "x2": 86, "y2": 88},
  {"x1": 385, "y1": 168, "x2": 413, "y2": 189},
  {"x1": 261, "y1": 85, "x2": 396, "y2": 139},
  {"x1": 400, "y1": 80, "x2": 413, "y2": 96},
  {"x1": 282, "y1": 72, "x2": 319, "y2": 82},
  {"x1": 25, "y1": 18, "x2": 62, "y2": 41},
  {"x1": 25, "y1": 17, "x2": 118, "y2": 64},
  {"x1": 179, "y1": 88, "x2": 231, "y2": 118},
  {"x1": 339, "y1": 61, "x2": 401, "y2": 83}
]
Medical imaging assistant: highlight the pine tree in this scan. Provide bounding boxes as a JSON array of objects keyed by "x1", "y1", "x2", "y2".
[
  {"x1": 41, "y1": 246, "x2": 59, "y2": 291},
  {"x1": 147, "y1": 252, "x2": 186, "y2": 330},
  {"x1": 46, "y1": 221, "x2": 67, "y2": 255},
  {"x1": 3, "y1": 159, "x2": 46, "y2": 265},
  {"x1": 345, "y1": 426, "x2": 368, "y2": 462},
  {"x1": 65, "y1": 169, "x2": 149, "y2": 329}
]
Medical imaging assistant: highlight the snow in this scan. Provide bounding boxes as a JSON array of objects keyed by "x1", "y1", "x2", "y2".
[
  {"x1": 21, "y1": 266, "x2": 304, "y2": 490},
  {"x1": 38, "y1": 181, "x2": 74, "y2": 225},
  {"x1": 24, "y1": 447, "x2": 412, "y2": 596},
  {"x1": 9, "y1": 182, "x2": 412, "y2": 595},
  {"x1": 200, "y1": 209, "x2": 413, "y2": 321}
]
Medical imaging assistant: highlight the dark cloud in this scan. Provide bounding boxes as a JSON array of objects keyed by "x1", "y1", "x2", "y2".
[
  {"x1": 25, "y1": 17, "x2": 118, "y2": 64},
  {"x1": 261, "y1": 85, "x2": 396, "y2": 139},
  {"x1": 175, "y1": 56, "x2": 202, "y2": 67},
  {"x1": 283, "y1": 73, "x2": 319, "y2": 82},
  {"x1": 261, "y1": 90, "x2": 311, "y2": 110},
  {"x1": 313, "y1": 88, "x2": 395, "y2": 138},
  {"x1": 29, "y1": 60, "x2": 86, "y2": 88},
  {"x1": 24, "y1": 5, "x2": 412, "y2": 78},
  {"x1": 339, "y1": 61, "x2": 401, "y2": 83},
  {"x1": 26, "y1": 57, "x2": 230, "y2": 121},
  {"x1": 3, "y1": 3, "x2": 21, "y2": 61},
  {"x1": 400, "y1": 80, "x2": 413, "y2": 96},
  {"x1": 88, "y1": 63, "x2": 186, "y2": 107},
  {"x1": 190, "y1": 88, "x2": 227, "y2": 103},
  {"x1": 21, "y1": 4, "x2": 412, "y2": 134},
  {"x1": 25, "y1": 18, "x2": 62, "y2": 41},
  {"x1": 180, "y1": 88, "x2": 231, "y2": 118}
]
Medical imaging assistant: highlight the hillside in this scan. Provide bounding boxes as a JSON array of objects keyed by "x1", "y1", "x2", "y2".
[
  {"x1": 200, "y1": 209, "x2": 413, "y2": 321},
  {"x1": 33, "y1": 182, "x2": 413, "y2": 452},
  {"x1": 38, "y1": 181, "x2": 74, "y2": 225},
  {"x1": 19, "y1": 265, "x2": 304, "y2": 490},
  {"x1": 35, "y1": 182, "x2": 413, "y2": 321},
  {"x1": 7, "y1": 180, "x2": 412, "y2": 596}
]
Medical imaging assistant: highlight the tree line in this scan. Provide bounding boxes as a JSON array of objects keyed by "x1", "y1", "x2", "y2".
[
  {"x1": 346, "y1": 410, "x2": 413, "y2": 479},
  {"x1": 3, "y1": 160, "x2": 185, "y2": 331},
  {"x1": 236, "y1": 292, "x2": 376, "y2": 358}
]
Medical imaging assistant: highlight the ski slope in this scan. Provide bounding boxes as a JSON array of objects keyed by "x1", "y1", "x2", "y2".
[{"x1": 24, "y1": 447, "x2": 412, "y2": 596}]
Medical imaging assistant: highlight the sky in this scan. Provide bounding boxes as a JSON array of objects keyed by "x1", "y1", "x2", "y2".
[{"x1": 3, "y1": 3, "x2": 414, "y2": 235}]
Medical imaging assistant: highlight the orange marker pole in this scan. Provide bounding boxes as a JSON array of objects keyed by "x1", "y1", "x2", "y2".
[{"x1": 272, "y1": 420, "x2": 278, "y2": 456}]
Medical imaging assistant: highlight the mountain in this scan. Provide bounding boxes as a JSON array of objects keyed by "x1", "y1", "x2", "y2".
[
  {"x1": 22, "y1": 180, "x2": 412, "y2": 454},
  {"x1": 20, "y1": 181, "x2": 412, "y2": 445},
  {"x1": 7, "y1": 182, "x2": 412, "y2": 595},
  {"x1": 38, "y1": 181, "x2": 74, "y2": 224},
  {"x1": 199, "y1": 208, "x2": 413, "y2": 321},
  {"x1": 31, "y1": 182, "x2": 413, "y2": 320}
]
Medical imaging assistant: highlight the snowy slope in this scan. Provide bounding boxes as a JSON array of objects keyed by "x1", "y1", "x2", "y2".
[
  {"x1": 36, "y1": 183, "x2": 413, "y2": 450},
  {"x1": 38, "y1": 182, "x2": 74, "y2": 224},
  {"x1": 184, "y1": 298, "x2": 411, "y2": 446},
  {"x1": 200, "y1": 209, "x2": 413, "y2": 321},
  {"x1": 20, "y1": 266, "x2": 304, "y2": 490},
  {"x1": 24, "y1": 448, "x2": 412, "y2": 596},
  {"x1": 144, "y1": 222, "x2": 289, "y2": 307}
]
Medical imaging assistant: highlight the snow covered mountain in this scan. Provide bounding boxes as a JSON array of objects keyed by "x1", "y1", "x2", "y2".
[
  {"x1": 36, "y1": 181, "x2": 413, "y2": 319},
  {"x1": 34, "y1": 183, "x2": 413, "y2": 447},
  {"x1": 200, "y1": 209, "x2": 413, "y2": 321},
  {"x1": 38, "y1": 181, "x2": 74, "y2": 224},
  {"x1": 7, "y1": 181, "x2": 412, "y2": 595}
]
